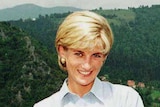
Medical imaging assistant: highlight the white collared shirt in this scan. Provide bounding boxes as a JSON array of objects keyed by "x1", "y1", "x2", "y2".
[{"x1": 34, "y1": 78, "x2": 144, "y2": 107}]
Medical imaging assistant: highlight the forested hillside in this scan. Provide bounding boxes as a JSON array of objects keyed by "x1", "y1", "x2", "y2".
[
  {"x1": 0, "y1": 5, "x2": 160, "y2": 107},
  {"x1": 10, "y1": 5, "x2": 160, "y2": 82},
  {"x1": 0, "y1": 22, "x2": 66, "y2": 106},
  {"x1": 99, "y1": 5, "x2": 160, "y2": 82}
]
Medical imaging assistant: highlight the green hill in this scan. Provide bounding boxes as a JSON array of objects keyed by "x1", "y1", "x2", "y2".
[
  {"x1": 9, "y1": 5, "x2": 160, "y2": 82},
  {"x1": 95, "y1": 9, "x2": 136, "y2": 26},
  {"x1": 0, "y1": 5, "x2": 160, "y2": 106},
  {"x1": 0, "y1": 22, "x2": 66, "y2": 106},
  {"x1": 0, "y1": 4, "x2": 82, "y2": 21}
]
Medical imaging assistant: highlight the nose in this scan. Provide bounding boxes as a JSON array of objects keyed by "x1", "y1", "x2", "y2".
[{"x1": 81, "y1": 57, "x2": 92, "y2": 71}]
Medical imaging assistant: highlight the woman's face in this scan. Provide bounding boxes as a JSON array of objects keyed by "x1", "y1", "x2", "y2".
[{"x1": 59, "y1": 45, "x2": 106, "y2": 87}]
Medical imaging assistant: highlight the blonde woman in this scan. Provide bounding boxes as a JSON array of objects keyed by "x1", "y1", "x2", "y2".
[{"x1": 34, "y1": 11, "x2": 144, "y2": 107}]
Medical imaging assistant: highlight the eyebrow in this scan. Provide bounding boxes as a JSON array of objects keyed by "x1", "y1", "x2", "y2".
[
  {"x1": 72, "y1": 49, "x2": 83, "y2": 52},
  {"x1": 94, "y1": 52, "x2": 104, "y2": 55},
  {"x1": 72, "y1": 49, "x2": 104, "y2": 55}
]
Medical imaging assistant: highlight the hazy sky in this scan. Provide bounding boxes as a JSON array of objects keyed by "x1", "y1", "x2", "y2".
[{"x1": 1, "y1": 0, "x2": 160, "y2": 10}]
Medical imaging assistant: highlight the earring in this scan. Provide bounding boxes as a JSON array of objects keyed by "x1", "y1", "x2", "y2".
[
  {"x1": 60, "y1": 57, "x2": 66, "y2": 67},
  {"x1": 61, "y1": 58, "x2": 66, "y2": 64}
]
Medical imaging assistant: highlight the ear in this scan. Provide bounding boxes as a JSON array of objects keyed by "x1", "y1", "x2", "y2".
[{"x1": 58, "y1": 45, "x2": 67, "y2": 58}]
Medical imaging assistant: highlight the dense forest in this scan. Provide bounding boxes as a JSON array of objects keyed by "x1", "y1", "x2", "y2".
[
  {"x1": 0, "y1": 5, "x2": 160, "y2": 107},
  {"x1": 0, "y1": 22, "x2": 66, "y2": 107}
]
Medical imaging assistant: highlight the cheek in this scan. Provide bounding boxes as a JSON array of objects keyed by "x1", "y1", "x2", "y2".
[
  {"x1": 93, "y1": 60, "x2": 104, "y2": 69},
  {"x1": 66, "y1": 57, "x2": 80, "y2": 69}
]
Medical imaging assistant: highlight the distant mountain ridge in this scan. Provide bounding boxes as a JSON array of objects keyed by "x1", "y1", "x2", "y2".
[{"x1": 0, "y1": 4, "x2": 83, "y2": 21}]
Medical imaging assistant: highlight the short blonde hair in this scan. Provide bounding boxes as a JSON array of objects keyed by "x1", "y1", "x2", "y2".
[{"x1": 55, "y1": 11, "x2": 114, "y2": 70}]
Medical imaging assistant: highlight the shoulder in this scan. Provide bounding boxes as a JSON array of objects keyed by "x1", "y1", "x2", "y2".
[
  {"x1": 102, "y1": 81, "x2": 139, "y2": 96},
  {"x1": 113, "y1": 83, "x2": 139, "y2": 95},
  {"x1": 115, "y1": 84, "x2": 141, "y2": 102},
  {"x1": 33, "y1": 91, "x2": 60, "y2": 107},
  {"x1": 101, "y1": 81, "x2": 144, "y2": 106}
]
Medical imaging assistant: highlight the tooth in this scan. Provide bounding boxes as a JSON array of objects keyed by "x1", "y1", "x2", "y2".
[{"x1": 80, "y1": 71, "x2": 90, "y2": 75}]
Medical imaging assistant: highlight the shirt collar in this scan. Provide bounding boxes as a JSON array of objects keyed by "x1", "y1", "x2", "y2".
[
  {"x1": 91, "y1": 77, "x2": 113, "y2": 103},
  {"x1": 58, "y1": 77, "x2": 112, "y2": 103},
  {"x1": 59, "y1": 78, "x2": 70, "y2": 100},
  {"x1": 90, "y1": 77, "x2": 105, "y2": 103}
]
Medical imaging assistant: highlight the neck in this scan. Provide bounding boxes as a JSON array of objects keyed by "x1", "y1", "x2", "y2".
[{"x1": 67, "y1": 79, "x2": 94, "y2": 97}]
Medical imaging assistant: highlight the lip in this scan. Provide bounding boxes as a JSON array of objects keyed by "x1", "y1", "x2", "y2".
[{"x1": 78, "y1": 70, "x2": 92, "y2": 76}]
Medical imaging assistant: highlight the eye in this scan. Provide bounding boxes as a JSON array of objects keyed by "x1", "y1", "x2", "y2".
[
  {"x1": 74, "y1": 52, "x2": 83, "y2": 57},
  {"x1": 93, "y1": 53, "x2": 103, "y2": 58}
]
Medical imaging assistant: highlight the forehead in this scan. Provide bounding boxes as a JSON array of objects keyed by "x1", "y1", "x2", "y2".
[
  {"x1": 68, "y1": 37, "x2": 106, "y2": 54},
  {"x1": 69, "y1": 45, "x2": 105, "y2": 54}
]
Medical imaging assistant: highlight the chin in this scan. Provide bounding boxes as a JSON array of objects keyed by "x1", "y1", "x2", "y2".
[{"x1": 78, "y1": 78, "x2": 95, "y2": 86}]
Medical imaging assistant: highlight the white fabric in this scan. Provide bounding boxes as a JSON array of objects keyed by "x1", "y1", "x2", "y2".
[{"x1": 33, "y1": 78, "x2": 144, "y2": 107}]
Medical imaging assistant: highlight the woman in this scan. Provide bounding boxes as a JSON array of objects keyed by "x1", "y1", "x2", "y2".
[{"x1": 34, "y1": 11, "x2": 144, "y2": 107}]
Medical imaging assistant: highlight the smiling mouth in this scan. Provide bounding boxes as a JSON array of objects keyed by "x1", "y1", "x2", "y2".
[{"x1": 79, "y1": 71, "x2": 92, "y2": 76}]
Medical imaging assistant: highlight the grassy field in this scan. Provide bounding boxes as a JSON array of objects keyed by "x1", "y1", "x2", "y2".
[{"x1": 95, "y1": 9, "x2": 136, "y2": 26}]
